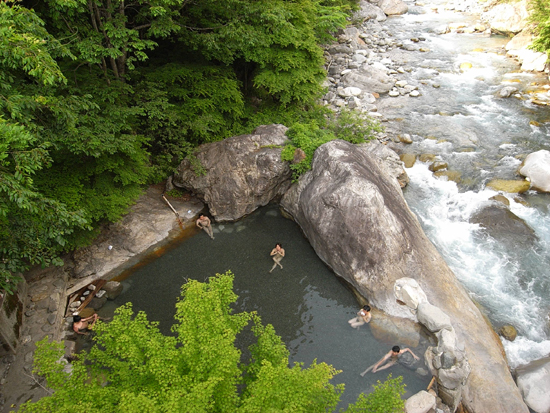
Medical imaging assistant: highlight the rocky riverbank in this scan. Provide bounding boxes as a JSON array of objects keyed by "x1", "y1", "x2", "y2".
[
  {"x1": 2, "y1": 0, "x2": 548, "y2": 412},
  {"x1": 0, "y1": 186, "x2": 204, "y2": 412}
]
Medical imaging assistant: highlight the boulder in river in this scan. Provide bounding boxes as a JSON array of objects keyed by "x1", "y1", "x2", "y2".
[
  {"x1": 470, "y1": 200, "x2": 538, "y2": 248},
  {"x1": 519, "y1": 150, "x2": 550, "y2": 192},
  {"x1": 353, "y1": 0, "x2": 387, "y2": 22},
  {"x1": 486, "y1": 178, "x2": 530, "y2": 193},
  {"x1": 173, "y1": 124, "x2": 292, "y2": 221},
  {"x1": 481, "y1": 0, "x2": 530, "y2": 34},
  {"x1": 516, "y1": 356, "x2": 550, "y2": 413},
  {"x1": 499, "y1": 324, "x2": 518, "y2": 342},
  {"x1": 379, "y1": 0, "x2": 408, "y2": 15},
  {"x1": 281, "y1": 139, "x2": 529, "y2": 413},
  {"x1": 342, "y1": 65, "x2": 395, "y2": 94}
]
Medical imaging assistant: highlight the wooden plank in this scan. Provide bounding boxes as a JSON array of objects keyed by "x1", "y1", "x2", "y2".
[{"x1": 75, "y1": 280, "x2": 107, "y2": 313}]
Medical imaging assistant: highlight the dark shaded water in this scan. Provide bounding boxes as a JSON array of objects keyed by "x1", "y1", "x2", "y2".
[{"x1": 106, "y1": 205, "x2": 430, "y2": 408}]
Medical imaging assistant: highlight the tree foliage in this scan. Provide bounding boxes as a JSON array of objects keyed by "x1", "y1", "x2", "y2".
[
  {"x1": 281, "y1": 109, "x2": 382, "y2": 180},
  {"x1": 1, "y1": 0, "x2": 362, "y2": 293},
  {"x1": 20, "y1": 272, "x2": 348, "y2": 412},
  {"x1": 21, "y1": 271, "x2": 405, "y2": 412},
  {"x1": 530, "y1": 0, "x2": 550, "y2": 58}
]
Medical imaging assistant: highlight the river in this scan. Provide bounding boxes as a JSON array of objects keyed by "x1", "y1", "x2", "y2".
[{"x1": 373, "y1": 0, "x2": 550, "y2": 369}]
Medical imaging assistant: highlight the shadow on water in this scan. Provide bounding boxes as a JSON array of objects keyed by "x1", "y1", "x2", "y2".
[{"x1": 110, "y1": 204, "x2": 430, "y2": 408}]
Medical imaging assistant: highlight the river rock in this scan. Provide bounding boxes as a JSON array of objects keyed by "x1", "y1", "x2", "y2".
[
  {"x1": 173, "y1": 124, "x2": 292, "y2": 221},
  {"x1": 280, "y1": 139, "x2": 529, "y2": 413},
  {"x1": 394, "y1": 278, "x2": 427, "y2": 310},
  {"x1": 470, "y1": 201, "x2": 538, "y2": 247},
  {"x1": 405, "y1": 390, "x2": 436, "y2": 413},
  {"x1": 359, "y1": 140, "x2": 409, "y2": 188},
  {"x1": 102, "y1": 281, "x2": 123, "y2": 300},
  {"x1": 499, "y1": 324, "x2": 518, "y2": 341},
  {"x1": 490, "y1": 194, "x2": 510, "y2": 206},
  {"x1": 516, "y1": 356, "x2": 550, "y2": 413},
  {"x1": 379, "y1": 0, "x2": 408, "y2": 15},
  {"x1": 518, "y1": 50, "x2": 547, "y2": 72},
  {"x1": 417, "y1": 302, "x2": 452, "y2": 332},
  {"x1": 342, "y1": 66, "x2": 395, "y2": 94},
  {"x1": 481, "y1": 0, "x2": 530, "y2": 34},
  {"x1": 498, "y1": 86, "x2": 519, "y2": 98},
  {"x1": 434, "y1": 170, "x2": 461, "y2": 183},
  {"x1": 429, "y1": 161, "x2": 447, "y2": 172},
  {"x1": 400, "y1": 153, "x2": 417, "y2": 168},
  {"x1": 354, "y1": 0, "x2": 387, "y2": 22},
  {"x1": 486, "y1": 178, "x2": 530, "y2": 193},
  {"x1": 519, "y1": 150, "x2": 550, "y2": 192}
]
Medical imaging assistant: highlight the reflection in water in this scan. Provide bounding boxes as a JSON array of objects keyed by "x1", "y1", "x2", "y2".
[{"x1": 111, "y1": 205, "x2": 430, "y2": 408}]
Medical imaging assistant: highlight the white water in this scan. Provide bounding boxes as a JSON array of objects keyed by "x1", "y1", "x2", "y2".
[
  {"x1": 367, "y1": 0, "x2": 550, "y2": 369},
  {"x1": 405, "y1": 162, "x2": 550, "y2": 369}
]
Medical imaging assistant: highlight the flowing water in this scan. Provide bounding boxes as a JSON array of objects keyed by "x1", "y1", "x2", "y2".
[
  {"x1": 106, "y1": 206, "x2": 431, "y2": 408},
  {"x1": 375, "y1": 0, "x2": 550, "y2": 369}
]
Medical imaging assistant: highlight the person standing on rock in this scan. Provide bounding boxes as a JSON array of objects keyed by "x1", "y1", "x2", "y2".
[
  {"x1": 348, "y1": 305, "x2": 371, "y2": 328},
  {"x1": 196, "y1": 214, "x2": 214, "y2": 239},
  {"x1": 269, "y1": 243, "x2": 285, "y2": 273}
]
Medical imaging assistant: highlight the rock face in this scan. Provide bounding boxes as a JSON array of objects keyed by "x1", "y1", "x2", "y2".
[
  {"x1": 281, "y1": 140, "x2": 529, "y2": 413},
  {"x1": 516, "y1": 356, "x2": 550, "y2": 413},
  {"x1": 173, "y1": 124, "x2": 292, "y2": 221},
  {"x1": 519, "y1": 150, "x2": 550, "y2": 192},
  {"x1": 506, "y1": 30, "x2": 548, "y2": 72},
  {"x1": 482, "y1": 0, "x2": 530, "y2": 34},
  {"x1": 70, "y1": 186, "x2": 204, "y2": 285}
]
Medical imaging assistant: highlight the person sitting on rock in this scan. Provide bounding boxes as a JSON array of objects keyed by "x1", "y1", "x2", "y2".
[
  {"x1": 348, "y1": 305, "x2": 372, "y2": 328},
  {"x1": 72, "y1": 313, "x2": 99, "y2": 335},
  {"x1": 196, "y1": 214, "x2": 214, "y2": 239}
]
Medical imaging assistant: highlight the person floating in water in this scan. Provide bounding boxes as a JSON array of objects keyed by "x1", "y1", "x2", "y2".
[
  {"x1": 269, "y1": 243, "x2": 285, "y2": 273},
  {"x1": 196, "y1": 213, "x2": 214, "y2": 239},
  {"x1": 72, "y1": 313, "x2": 99, "y2": 335},
  {"x1": 348, "y1": 305, "x2": 372, "y2": 328},
  {"x1": 361, "y1": 345, "x2": 420, "y2": 376}
]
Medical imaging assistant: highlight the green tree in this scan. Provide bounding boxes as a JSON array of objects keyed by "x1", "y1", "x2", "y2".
[
  {"x1": 530, "y1": 0, "x2": 550, "y2": 59},
  {"x1": 20, "y1": 271, "x2": 345, "y2": 412},
  {"x1": 20, "y1": 271, "x2": 406, "y2": 412},
  {"x1": 0, "y1": 3, "x2": 89, "y2": 294},
  {"x1": 343, "y1": 375, "x2": 405, "y2": 413}
]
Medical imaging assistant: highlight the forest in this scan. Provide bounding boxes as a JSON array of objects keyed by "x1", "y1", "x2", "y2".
[
  {"x1": 0, "y1": 0, "x2": 366, "y2": 293},
  {"x1": 2, "y1": 0, "x2": 550, "y2": 295}
]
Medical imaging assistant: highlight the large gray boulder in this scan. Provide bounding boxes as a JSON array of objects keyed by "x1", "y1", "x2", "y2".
[
  {"x1": 519, "y1": 150, "x2": 550, "y2": 192},
  {"x1": 342, "y1": 66, "x2": 395, "y2": 94},
  {"x1": 516, "y1": 356, "x2": 550, "y2": 413},
  {"x1": 470, "y1": 201, "x2": 538, "y2": 247},
  {"x1": 281, "y1": 139, "x2": 529, "y2": 413},
  {"x1": 379, "y1": 0, "x2": 408, "y2": 15},
  {"x1": 482, "y1": 0, "x2": 529, "y2": 34},
  {"x1": 353, "y1": 0, "x2": 387, "y2": 22},
  {"x1": 173, "y1": 124, "x2": 292, "y2": 221}
]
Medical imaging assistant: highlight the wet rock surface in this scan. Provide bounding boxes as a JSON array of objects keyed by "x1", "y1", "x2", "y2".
[
  {"x1": 281, "y1": 139, "x2": 529, "y2": 413},
  {"x1": 173, "y1": 124, "x2": 292, "y2": 222}
]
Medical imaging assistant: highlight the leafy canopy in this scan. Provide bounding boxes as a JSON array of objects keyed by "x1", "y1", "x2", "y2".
[{"x1": 21, "y1": 271, "x2": 405, "y2": 412}]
